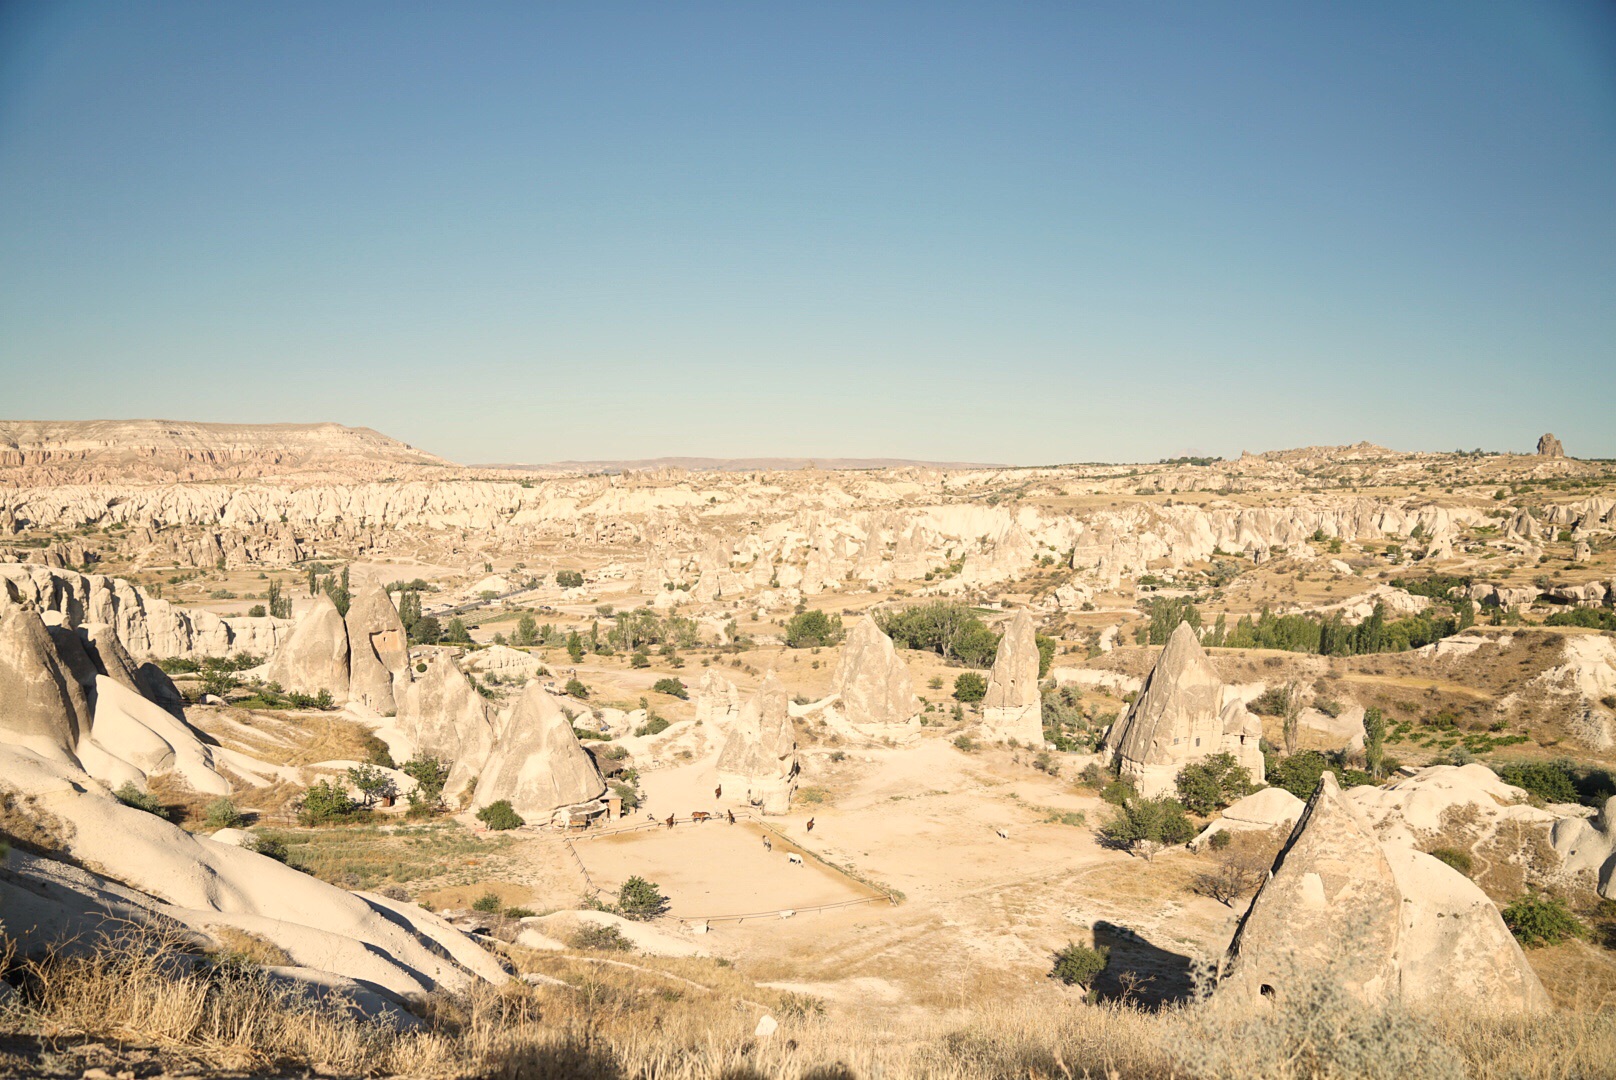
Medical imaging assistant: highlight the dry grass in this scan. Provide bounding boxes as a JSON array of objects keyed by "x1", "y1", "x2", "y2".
[
  {"x1": 0, "y1": 788, "x2": 73, "y2": 854},
  {"x1": 6, "y1": 926, "x2": 1614, "y2": 1079}
]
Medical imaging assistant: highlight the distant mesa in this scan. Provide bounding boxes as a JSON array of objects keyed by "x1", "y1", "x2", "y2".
[
  {"x1": 0, "y1": 419, "x2": 455, "y2": 483},
  {"x1": 1537, "y1": 432, "x2": 1565, "y2": 458},
  {"x1": 476, "y1": 456, "x2": 1012, "y2": 473}
]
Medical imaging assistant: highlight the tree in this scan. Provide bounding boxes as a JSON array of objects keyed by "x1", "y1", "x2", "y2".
[
  {"x1": 953, "y1": 672, "x2": 987, "y2": 703},
  {"x1": 875, "y1": 602, "x2": 1001, "y2": 666},
  {"x1": 565, "y1": 678, "x2": 590, "y2": 699},
  {"x1": 443, "y1": 617, "x2": 472, "y2": 644},
  {"x1": 1174, "y1": 753, "x2": 1253, "y2": 815},
  {"x1": 1049, "y1": 943, "x2": 1109, "y2": 989},
  {"x1": 267, "y1": 577, "x2": 292, "y2": 620},
  {"x1": 556, "y1": 569, "x2": 585, "y2": 589},
  {"x1": 1035, "y1": 634, "x2": 1057, "y2": 679},
  {"x1": 1363, "y1": 706, "x2": 1387, "y2": 779},
  {"x1": 401, "y1": 756, "x2": 451, "y2": 814},
  {"x1": 617, "y1": 875, "x2": 669, "y2": 920},
  {"x1": 652, "y1": 677, "x2": 688, "y2": 699},
  {"x1": 347, "y1": 764, "x2": 397, "y2": 808},
  {"x1": 411, "y1": 614, "x2": 442, "y2": 646},
  {"x1": 566, "y1": 630, "x2": 585, "y2": 663},
  {"x1": 297, "y1": 779, "x2": 361, "y2": 825},
  {"x1": 515, "y1": 614, "x2": 539, "y2": 647},
  {"x1": 784, "y1": 609, "x2": 844, "y2": 648},
  {"x1": 1278, "y1": 682, "x2": 1303, "y2": 756},
  {"x1": 1192, "y1": 836, "x2": 1272, "y2": 906},
  {"x1": 476, "y1": 800, "x2": 525, "y2": 831},
  {"x1": 1099, "y1": 796, "x2": 1195, "y2": 860}
]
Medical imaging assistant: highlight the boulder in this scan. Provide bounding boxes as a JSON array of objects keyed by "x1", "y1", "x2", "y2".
[
  {"x1": 981, "y1": 609, "x2": 1043, "y2": 745},
  {"x1": 1106, "y1": 621, "x2": 1263, "y2": 795},
  {"x1": 1191, "y1": 786, "x2": 1304, "y2": 849},
  {"x1": 343, "y1": 585, "x2": 410, "y2": 715},
  {"x1": 716, "y1": 672, "x2": 799, "y2": 814},
  {"x1": 473, "y1": 682, "x2": 605, "y2": 824},
  {"x1": 832, "y1": 616, "x2": 918, "y2": 734},
  {"x1": 1551, "y1": 796, "x2": 1616, "y2": 898},
  {"x1": 1220, "y1": 773, "x2": 1549, "y2": 1013},
  {"x1": 263, "y1": 595, "x2": 350, "y2": 700},
  {"x1": 1537, "y1": 433, "x2": 1565, "y2": 458},
  {"x1": 0, "y1": 607, "x2": 89, "y2": 754},
  {"x1": 395, "y1": 652, "x2": 497, "y2": 805}
]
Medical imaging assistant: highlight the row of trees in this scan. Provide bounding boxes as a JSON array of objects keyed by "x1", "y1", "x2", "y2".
[{"x1": 1139, "y1": 597, "x2": 1472, "y2": 657}]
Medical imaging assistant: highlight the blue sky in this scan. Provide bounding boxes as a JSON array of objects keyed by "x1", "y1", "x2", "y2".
[{"x1": 2, "y1": 1, "x2": 1613, "y2": 465}]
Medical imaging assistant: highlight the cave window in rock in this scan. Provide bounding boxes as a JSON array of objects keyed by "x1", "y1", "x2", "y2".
[{"x1": 1260, "y1": 984, "x2": 1276, "y2": 999}]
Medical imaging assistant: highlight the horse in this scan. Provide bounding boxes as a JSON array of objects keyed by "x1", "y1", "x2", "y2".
[
  {"x1": 691, "y1": 811, "x2": 712, "y2": 823},
  {"x1": 787, "y1": 853, "x2": 804, "y2": 865},
  {"x1": 665, "y1": 814, "x2": 676, "y2": 829},
  {"x1": 726, "y1": 809, "x2": 736, "y2": 825},
  {"x1": 763, "y1": 836, "x2": 772, "y2": 852},
  {"x1": 806, "y1": 817, "x2": 815, "y2": 833},
  {"x1": 715, "y1": 784, "x2": 722, "y2": 799}
]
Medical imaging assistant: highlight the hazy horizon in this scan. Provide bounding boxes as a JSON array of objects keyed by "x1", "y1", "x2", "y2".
[{"x1": 3, "y1": 2, "x2": 1613, "y2": 464}]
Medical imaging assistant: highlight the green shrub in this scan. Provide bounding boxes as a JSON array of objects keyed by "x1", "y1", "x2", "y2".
[
  {"x1": 295, "y1": 779, "x2": 362, "y2": 825},
  {"x1": 1493, "y1": 761, "x2": 1578, "y2": 805},
  {"x1": 634, "y1": 715, "x2": 671, "y2": 737},
  {"x1": 203, "y1": 798, "x2": 245, "y2": 830},
  {"x1": 1099, "y1": 796, "x2": 1196, "y2": 858},
  {"x1": 652, "y1": 677, "x2": 688, "y2": 699},
  {"x1": 784, "y1": 610, "x2": 844, "y2": 648},
  {"x1": 1267, "y1": 751, "x2": 1378, "y2": 800},
  {"x1": 504, "y1": 906, "x2": 536, "y2": 919},
  {"x1": 565, "y1": 678, "x2": 590, "y2": 699},
  {"x1": 953, "y1": 672, "x2": 987, "y2": 703},
  {"x1": 113, "y1": 782, "x2": 169, "y2": 820},
  {"x1": 1099, "y1": 776, "x2": 1137, "y2": 805},
  {"x1": 472, "y1": 891, "x2": 502, "y2": 913},
  {"x1": 246, "y1": 833, "x2": 290, "y2": 863},
  {"x1": 953, "y1": 734, "x2": 976, "y2": 752},
  {"x1": 571, "y1": 922, "x2": 634, "y2": 951},
  {"x1": 401, "y1": 755, "x2": 451, "y2": 815},
  {"x1": 556, "y1": 570, "x2": 585, "y2": 589},
  {"x1": 630, "y1": 651, "x2": 650, "y2": 668},
  {"x1": 617, "y1": 876, "x2": 669, "y2": 921},
  {"x1": 1049, "y1": 943, "x2": 1109, "y2": 988},
  {"x1": 1208, "y1": 829, "x2": 1232, "y2": 851},
  {"x1": 1502, "y1": 894, "x2": 1584, "y2": 948},
  {"x1": 610, "y1": 780, "x2": 640, "y2": 811},
  {"x1": 476, "y1": 800, "x2": 525, "y2": 831},
  {"x1": 1427, "y1": 847, "x2": 1473, "y2": 876},
  {"x1": 1174, "y1": 753, "x2": 1254, "y2": 815}
]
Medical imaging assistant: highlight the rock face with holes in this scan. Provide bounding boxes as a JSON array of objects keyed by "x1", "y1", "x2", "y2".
[
  {"x1": 1104, "y1": 621, "x2": 1263, "y2": 796},
  {"x1": 716, "y1": 672, "x2": 798, "y2": 814},
  {"x1": 343, "y1": 585, "x2": 410, "y2": 715},
  {"x1": 981, "y1": 609, "x2": 1043, "y2": 745},
  {"x1": 1220, "y1": 772, "x2": 1551, "y2": 1013},
  {"x1": 472, "y1": 681, "x2": 605, "y2": 824},
  {"x1": 832, "y1": 616, "x2": 918, "y2": 737}
]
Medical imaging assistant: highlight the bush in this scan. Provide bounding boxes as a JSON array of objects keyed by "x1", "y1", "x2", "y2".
[
  {"x1": 400, "y1": 755, "x2": 452, "y2": 815},
  {"x1": 1099, "y1": 775, "x2": 1137, "y2": 805},
  {"x1": 570, "y1": 923, "x2": 634, "y2": 951},
  {"x1": 114, "y1": 782, "x2": 169, "y2": 820},
  {"x1": 953, "y1": 734, "x2": 976, "y2": 753},
  {"x1": 296, "y1": 779, "x2": 362, "y2": 825},
  {"x1": 953, "y1": 672, "x2": 987, "y2": 703},
  {"x1": 1502, "y1": 894, "x2": 1584, "y2": 948},
  {"x1": 1174, "y1": 753, "x2": 1254, "y2": 815},
  {"x1": 1493, "y1": 760, "x2": 1579, "y2": 805},
  {"x1": 630, "y1": 651, "x2": 650, "y2": 668},
  {"x1": 634, "y1": 714, "x2": 671, "y2": 737},
  {"x1": 784, "y1": 610, "x2": 844, "y2": 648},
  {"x1": 610, "y1": 780, "x2": 640, "y2": 811},
  {"x1": 246, "y1": 833, "x2": 289, "y2": 863},
  {"x1": 617, "y1": 876, "x2": 669, "y2": 921},
  {"x1": 556, "y1": 569, "x2": 585, "y2": 589},
  {"x1": 472, "y1": 892, "x2": 502, "y2": 913},
  {"x1": 203, "y1": 798, "x2": 245, "y2": 830},
  {"x1": 1099, "y1": 796, "x2": 1195, "y2": 859},
  {"x1": 1426, "y1": 847, "x2": 1473, "y2": 876},
  {"x1": 1049, "y1": 943, "x2": 1109, "y2": 988},
  {"x1": 476, "y1": 800, "x2": 525, "y2": 831},
  {"x1": 652, "y1": 677, "x2": 688, "y2": 699},
  {"x1": 565, "y1": 678, "x2": 590, "y2": 700},
  {"x1": 1267, "y1": 751, "x2": 1378, "y2": 800}
]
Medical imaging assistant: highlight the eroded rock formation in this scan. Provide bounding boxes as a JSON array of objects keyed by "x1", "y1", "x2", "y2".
[
  {"x1": 981, "y1": 609, "x2": 1042, "y2": 744},
  {"x1": 716, "y1": 672, "x2": 798, "y2": 814},
  {"x1": 472, "y1": 681, "x2": 606, "y2": 824},
  {"x1": 833, "y1": 616, "x2": 918, "y2": 737}
]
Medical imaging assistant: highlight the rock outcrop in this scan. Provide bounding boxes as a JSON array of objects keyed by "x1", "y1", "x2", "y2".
[
  {"x1": 395, "y1": 651, "x2": 497, "y2": 805},
  {"x1": 1220, "y1": 773, "x2": 1550, "y2": 1014},
  {"x1": 473, "y1": 682, "x2": 606, "y2": 824},
  {"x1": 716, "y1": 673, "x2": 798, "y2": 814},
  {"x1": 343, "y1": 585, "x2": 410, "y2": 715},
  {"x1": 981, "y1": 609, "x2": 1043, "y2": 745},
  {"x1": 1538, "y1": 433, "x2": 1565, "y2": 458},
  {"x1": 1105, "y1": 621, "x2": 1263, "y2": 796},
  {"x1": 832, "y1": 616, "x2": 918, "y2": 736},
  {"x1": 1552, "y1": 796, "x2": 1616, "y2": 898},
  {"x1": 264, "y1": 595, "x2": 351, "y2": 701},
  {"x1": 0, "y1": 607, "x2": 90, "y2": 754}
]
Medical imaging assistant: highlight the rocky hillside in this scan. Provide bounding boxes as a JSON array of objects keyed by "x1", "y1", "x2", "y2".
[{"x1": 0, "y1": 420, "x2": 454, "y2": 484}]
